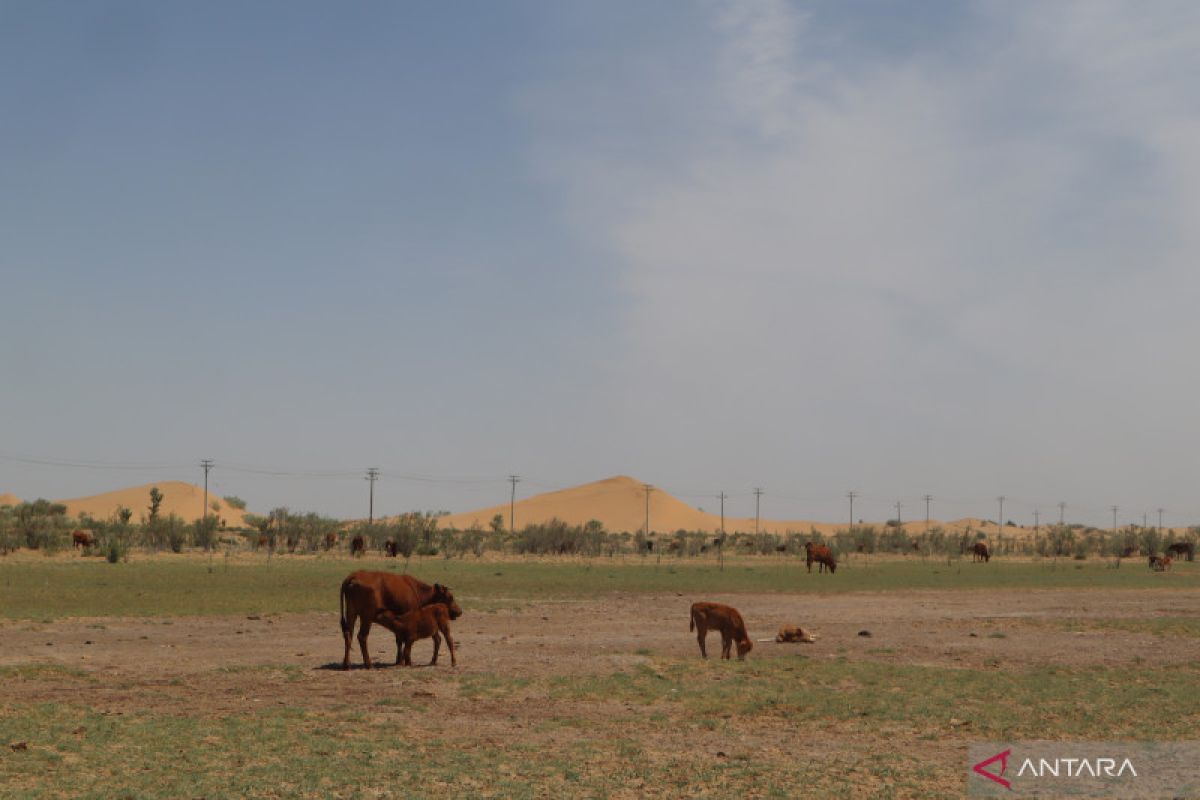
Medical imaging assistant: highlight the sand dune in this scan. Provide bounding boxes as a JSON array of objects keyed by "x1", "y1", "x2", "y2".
[
  {"x1": 437, "y1": 475, "x2": 1002, "y2": 538},
  {"x1": 0, "y1": 493, "x2": 21, "y2": 507},
  {"x1": 55, "y1": 481, "x2": 249, "y2": 528}
]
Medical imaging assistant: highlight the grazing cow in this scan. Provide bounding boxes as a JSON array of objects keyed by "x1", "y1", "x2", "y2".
[
  {"x1": 1149, "y1": 555, "x2": 1172, "y2": 572},
  {"x1": 323, "y1": 532, "x2": 338, "y2": 551},
  {"x1": 689, "y1": 602, "x2": 753, "y2": 660},
  {"x1": 339, "y1": 571, "x2": 463, "y2": 670},
  {"x1": 350, "y1": 535, "x2": 365, "y2": 557},
  {"x1": 373, "y1": 603, "x2": 457, "y2": 667},
  {"x1": 257, "y1": 534, "x2": 269, "y2": 550},
  {"x1": 384, "y1": 540, "x2": 398, "y2": 558},
  {"x1": 1166, "y1": 542, "x2": 1195, "y2": 562},
  {"x1": 971, "y1": 542, "x2": 991, "y2": 563},
  {"x1": 774, "y1": 625, "x2": 817, "y2": 643},
  {"x1": 71, "y1": 530, "x2": 95, "y2": 549},
  {"x1": 805, "y1": 542, "x2": 837, "y2": 574}
]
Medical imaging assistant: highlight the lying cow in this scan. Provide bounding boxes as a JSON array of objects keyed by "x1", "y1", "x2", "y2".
[
  {"x1": 805, "y1": 542, "x2": 837, "y2": 574},
  {"x1": 339, "y1": 571, "x2": 463, "y2": 669},
  {"x1": 690, "y1": 601, "x2": 752, "y2": 660},
  {"x1": 774, "y1": 625, "x2": 817, "y2": 643},
  {"x1": 71, "y1": 530, "x2": 95, "y2": 549},
  {"x1": 374, "y1": 604, "x2": 457, "y2": 667},
  {"x1": 1149, "y1": 555, "x2": 1172, "y2": 572},
  {"x1": 971, "y1": 542, "x2": 990, "y2": 563}
]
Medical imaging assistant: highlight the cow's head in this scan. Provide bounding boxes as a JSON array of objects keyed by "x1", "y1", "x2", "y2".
[
  {"x1": 736, "y1": 638, "x2": 753, "y2": 660},
  {"x1": 432, "y1": 583, "x2": 463, "y2": 619}
]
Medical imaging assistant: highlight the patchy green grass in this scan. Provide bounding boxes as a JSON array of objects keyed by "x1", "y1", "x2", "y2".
[
  {"x1": 1032, "y1": 616, "x2": 1200, "y2": 638},
  {"x1": 0, "y1": 663, "x2": 89, "y2": 681},
  {"x1": 4, "y1": 657, "x2": 1197, "y2": 798},
  {"x1": 0, "y1": 556, "x2": 1195, "y2": 620}
]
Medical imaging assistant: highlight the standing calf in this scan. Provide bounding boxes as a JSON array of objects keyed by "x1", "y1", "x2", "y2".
[
  {"x1": 690, "y1": 602, "x2": 753, "y2": 660},
  {"x1": 374, "y1": 603, "x2": 457, "y2": 667}
]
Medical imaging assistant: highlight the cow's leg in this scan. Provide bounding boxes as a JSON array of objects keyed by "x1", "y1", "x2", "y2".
[
  {"x1": 442, "y1": 623, "x2": 457, "y2": 667},
  {"x1": 402, "y1": 639, "x2": 414, "y2": 666},
  {"x1": 357, "y1": 617, "x2": 373, "y2": 669},
  {"x1": 430, "y1": 631, "x2": 441, "y2": 665},
  {"x1": 696, "y1": 622, "x2": 708, "y2": 658},
  {"x1": 342, "y1": 614, "x2": 356, "y2": 670},
  {"x1": 806, "y1": 558, "x2": 812, "y2": 574},
  {"x1": 395, "y1": 633, "x2": 405, "y2": 666}
]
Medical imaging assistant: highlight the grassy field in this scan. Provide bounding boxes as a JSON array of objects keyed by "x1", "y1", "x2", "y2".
[
  {"x1": 1, "y1": 553, "x2": 1198, "y2": 798},
  {"x1": 0, "y1": 552, "x2": 1194, "y2": 619},
  {"x1": 3, "y1": 656, "x2": 1199, "y2": 798}
]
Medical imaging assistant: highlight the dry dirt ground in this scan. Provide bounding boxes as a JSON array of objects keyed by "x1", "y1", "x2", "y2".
[{"x1": 2, "y1": 587, "x2": 1197, "y2": 712}]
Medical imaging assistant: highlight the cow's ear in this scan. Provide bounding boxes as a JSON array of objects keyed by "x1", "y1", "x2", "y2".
[{"x1": 434, "y1": 583, "x2": 443, "y2": 592}]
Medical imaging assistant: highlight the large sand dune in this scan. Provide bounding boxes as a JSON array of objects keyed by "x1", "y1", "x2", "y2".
[
  {"x1": 438, "y1": 475, "x2": 998, "y2": 538},
  {"x1": 0, "y1": 493, "x2": 22, "y2": 507},
  {"x1": 55, "y1": 481, "x2": 249, "y2": 528}
]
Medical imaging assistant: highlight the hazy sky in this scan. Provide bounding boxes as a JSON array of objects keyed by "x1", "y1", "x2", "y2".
[{"x1": 3, "y1": 1, "x2": 1199, "y2": 528}]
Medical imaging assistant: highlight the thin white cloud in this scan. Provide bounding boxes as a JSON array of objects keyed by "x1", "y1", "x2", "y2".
[{"x1": 529, "y1": 0, "x2": 1200, "y2": 522}]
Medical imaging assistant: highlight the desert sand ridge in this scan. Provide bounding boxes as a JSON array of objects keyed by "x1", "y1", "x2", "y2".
[
  {"x1": 437, "y1": 475, "x2": 998, "y2": 537},
  {"x1": 54, "y1": 481, "x2": 248, "y2": 528}
]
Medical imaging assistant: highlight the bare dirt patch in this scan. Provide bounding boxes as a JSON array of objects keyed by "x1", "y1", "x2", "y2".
[{"x1": 3, "y1": 587, "x2": 1197, "y2": 716}]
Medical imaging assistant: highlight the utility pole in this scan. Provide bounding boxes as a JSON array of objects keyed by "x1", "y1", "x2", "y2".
[
  {"x1": 924, "y1": 494, "x2": 932, "y2": 531},
  {"x1": 718, "y1": 492, "x2": 726, "y2": 536},
  {"x1": 997, "y1": 496, "x2": 1005, "y2": 540},
  {"x1": 847, "y1": 491, "x2": 857, "y2": 535},
  {"x1": 895, "y1": 501, "x2": 902, "y2": 525},
  {"x1": 1033, "y1": 508, "x2": 1040, "y2": 533},
  {"x1": 643, "y1": 484, "x2": 654, "y2": 538},
  {"x1": 1142, "y1": 511, "x2": 1147, "y2": 530},
  {"x1": 1111, "y1": 505, "x2": 1118, "y2": 537},
  {"x1": 1158, "y1": 508, "x2": 1164, "y2": 537},
  {"x1": 1058, "y1": 501, "x2": 1066, "y2": 526},
  {"x1": 508, "y1": 475, "x2": 520, "y2": 533},
  {"x1": 366, "y1": 468, "x2": 379, "y2": 525},
  {"x1": 753, "y1": 488, "x2": 763, "y2": 535},
  {"x1": 200, "y1": 459, "x2": 213, "y2": 525}
]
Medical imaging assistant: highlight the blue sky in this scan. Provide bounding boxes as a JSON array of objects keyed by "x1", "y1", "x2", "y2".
[{"x1": 3, "y1": 1, "x2": 1199, "y2": 528}]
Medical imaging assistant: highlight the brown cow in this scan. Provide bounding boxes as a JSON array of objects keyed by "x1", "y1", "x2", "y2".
[
  {"x1": 350, "y1": 535, "x2": 365, "y2": 556},
  {"x1": 1149, "y1": 555, "x2": 1172, "y2": 572},
  {"x1": 323, "y1": 532, "x2": 338, "y2": 551},
  {"x1": 805, "y1": 542, "x2": 837, "y2": 574},
  {"x1": 1166, "y1": 542, "x2": 1195, "y2": 562},
  {"x1": 71, "y1": 530, "x2": 95, "y2": 549},
  {"x1": 775, "y1": 625, "x2": 817, "y2": 643},
  {"x1": 690, "y1": 602, "x2": 752, "y2": 660},
  {"x1": 384, "y1": 540, "x2": 398, "y2": 558},
  {"x1": 339, "y1": 571, "x2": 463, "y2": 669},
  {"x1": 971, "y1": 542, "x2": 990, "y2": 563},
  {"x1": 374, "y1": 604, "x2": 457, "y2": 667}
]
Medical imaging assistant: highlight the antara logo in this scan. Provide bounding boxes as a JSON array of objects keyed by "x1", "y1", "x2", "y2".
[
  {"x1": 972, "y1": 748, "x2": 1139, "y2": 790},
  {"x1": 972, "y1": 749, "x2": 1012, "y2": 790}
]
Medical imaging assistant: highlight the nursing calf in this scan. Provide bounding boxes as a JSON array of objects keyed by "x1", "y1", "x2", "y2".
[
  {"x1": 374, "y1": 604, "x2": 457, "y2": 667},
  {"x1": 339, "y1": 571, "x2": 462, "y2": 669}
]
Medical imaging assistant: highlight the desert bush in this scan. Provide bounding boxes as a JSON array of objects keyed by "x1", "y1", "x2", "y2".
[
  {"x1": 164, "y1": 514, "x2": 188, "y2": 553},
  {"x1": 223, "y1": 495, "x2": 247, "y2": 510},
  {"x1": 14, "y1": 500, "x2": 71, "y2": 551},
  {"x1": 0, "y1": 506, "x2": 17, "y2": 554}
]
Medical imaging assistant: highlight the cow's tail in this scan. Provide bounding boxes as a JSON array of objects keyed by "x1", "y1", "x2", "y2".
[{"x1": 339, "y1": 579, "x2": 352, "y2": 634}]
